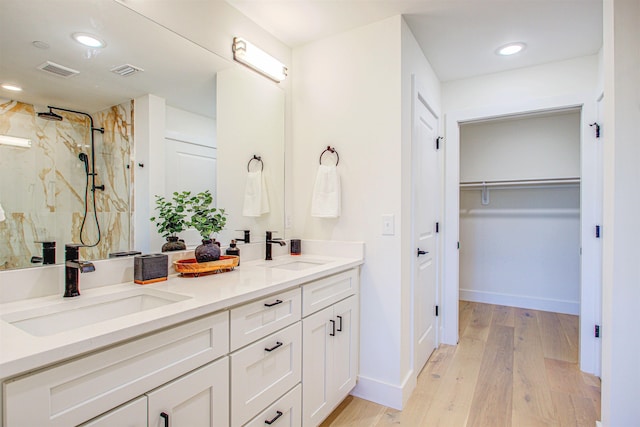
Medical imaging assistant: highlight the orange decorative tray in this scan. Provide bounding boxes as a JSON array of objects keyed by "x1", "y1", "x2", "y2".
[{"x1": 173, "y1": 255, "x2": 239, "y2": 277}]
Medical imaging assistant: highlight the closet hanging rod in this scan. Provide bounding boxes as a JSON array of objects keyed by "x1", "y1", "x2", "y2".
[{"x1": 460, "y1": 177, "x2": 580, "y2": 188}]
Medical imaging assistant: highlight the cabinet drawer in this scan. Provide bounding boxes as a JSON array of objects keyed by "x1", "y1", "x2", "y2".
[
  {"x1": 79, "y1": 396, "x2": 147, "y2": 427},
  {"x1": 244, "y1": 384, "x2": 301, "y2": 427},
  {"x1": 302, "y1": 269, "x2": 358, "y2": 317},
  {"x1": 231, "y1": 322, "x2": 302, "y2": 427},
  {"x1": 231, "y1": 288, "x2": 301, "y2": 351},
  {"x1": 4, "y1": 311, "x2": 229, "y2": 427}
]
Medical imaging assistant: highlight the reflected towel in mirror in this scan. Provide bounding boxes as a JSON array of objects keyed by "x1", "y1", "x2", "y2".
[
  {"x1": 311, "y1": 164, "x2": 341, "y2": 218},
  {"x1": 242, "y1": 170, "x2": 270, "y2": 217}
]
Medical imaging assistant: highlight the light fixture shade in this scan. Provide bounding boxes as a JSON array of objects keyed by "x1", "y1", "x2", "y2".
[
  {"x1": 232, "y1": 37, "x2": 287, "y2": 83},
  {"x1": 0, "y1": 135, "x2": 31, "y2": 148}
]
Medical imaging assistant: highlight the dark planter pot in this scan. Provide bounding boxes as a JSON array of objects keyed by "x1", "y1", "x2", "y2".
[
  {"x1": 195, "y1": 239, "x2": 221, "y2": 263},
  {"x1": 162, "y1": 236, "x2": 186, "y2": 252}
]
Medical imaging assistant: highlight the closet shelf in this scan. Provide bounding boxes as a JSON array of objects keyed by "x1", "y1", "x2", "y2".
[{"x1": 460, "y1": 177, "x2": 580, "y2": 190}]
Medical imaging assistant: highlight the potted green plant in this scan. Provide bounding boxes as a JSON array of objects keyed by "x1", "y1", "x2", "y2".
[
  {"x1": 188, "y1": 190, "x2": 227, "y2": 262},
  {"x1": 150, "y1": 191, "x2": 191, "y2": 252}
]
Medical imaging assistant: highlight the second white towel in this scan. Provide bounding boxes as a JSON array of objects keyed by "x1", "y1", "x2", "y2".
[
  {"x1": 311, "y1": 164, "x2": 341, "y2": 218},
  {"x1": 242, "y1": 170, "x2": 270, "y2": 217}
]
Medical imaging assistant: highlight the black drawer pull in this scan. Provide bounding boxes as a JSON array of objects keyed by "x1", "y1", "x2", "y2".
[
  {"x1": 330, "y1": 319, "x2": 336, "y2": 336},
  {"x1": 264, "y1": 410, "x2": 283, "y2": 425},
  {"x1": 160, "y1": 412, "x2": 169, "y2": 427},
  {"x1": 337, "y1": 315, "x2": 343, "y2": 332},
  {"x1": 264, "y1": 299, "x2": 283, "y2": 307},
  {"x1": 265, "y1": 341, "x2": 283, "y2": 352}
]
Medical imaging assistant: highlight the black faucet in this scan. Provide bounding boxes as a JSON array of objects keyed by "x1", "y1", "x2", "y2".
[
  {"x1": 31, "y1": 241, "x2": 56, "y2": 265},
  {"x1": 65, "y1": 244, "x2": 95, "y2": 297},
  {"x1": 265, "y1": 231, "x2": 286, "y2": 261},
  {"x1": 236, "y1": 229, "x2": 251, "y2": 244}
]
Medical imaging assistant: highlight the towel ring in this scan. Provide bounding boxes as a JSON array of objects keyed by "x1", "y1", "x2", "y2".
[
  {"x1": 319, "y1": 146, "x2": 339, "y2": 166},
  {"x1": 247, "y1": 155, "x2": 264, "y2": 172}
]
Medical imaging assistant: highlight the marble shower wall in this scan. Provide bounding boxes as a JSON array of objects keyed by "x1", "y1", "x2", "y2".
[{"x1": 0, "y1": 99, "x2": 133, "y2": 270}]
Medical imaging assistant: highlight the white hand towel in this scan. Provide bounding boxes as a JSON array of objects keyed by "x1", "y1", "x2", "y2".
[
  {"x1": 0, "y1": 203, "x2": 5, "y2": 222},
  {"x1": 242, "y1": 170, "x2": 270, "y2": 217},
  {"x1": 311, "y1": 164, "x2": 341, "y2": 218}
]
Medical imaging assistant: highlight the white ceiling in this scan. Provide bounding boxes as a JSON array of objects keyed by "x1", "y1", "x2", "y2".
[{"x1": 225, "y1": 0, "x2": 603, "y2": 82}]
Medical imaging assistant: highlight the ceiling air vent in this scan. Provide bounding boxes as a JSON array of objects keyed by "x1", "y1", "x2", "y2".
[
  {"x1": 110, "y1": 64, "x2": 144, "y2": 77},
  {"x1": 37, "y1": 61, "x2": 80, "y2": 78}
]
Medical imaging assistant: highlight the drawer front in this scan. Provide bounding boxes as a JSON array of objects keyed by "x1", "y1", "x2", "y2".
[
  {"x1": 231, "y1": 288, "x2": 301, "y2": 351},
  {"x1": 231, "y1": 322, "x2": 302, "y2": 427},
  {"x1": 244, "y1": 384, "x2": 301, "y2": 427},
  {"x1": 4, "y1": 311, "x2": 229, "y2": 427},
  {"x1": 302, "y1": 269, "x2": 358, "y2": 317},
  {"x1": 79, "y1": 396, "x2": 147, "y2": 427}
]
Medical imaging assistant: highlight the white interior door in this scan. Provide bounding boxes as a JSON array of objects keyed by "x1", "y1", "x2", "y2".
[
  {"x1": 165, "y1": 137, "x2": 216, "y2": 247},
  {"x1": 413, "y1": 80, "x2": 440, "y2": 373}
]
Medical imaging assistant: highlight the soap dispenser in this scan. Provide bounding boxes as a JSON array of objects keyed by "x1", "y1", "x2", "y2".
[{"x1": 226, "y1": 240, "x2": 240, "y2": 265}]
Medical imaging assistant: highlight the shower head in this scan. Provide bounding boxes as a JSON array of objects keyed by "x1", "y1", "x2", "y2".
[
  {"x1": 37, "y1": 107, "x2": 63, "y2": 121},
  {"x1": 78, "y1": 152, "x2": 89, "y2": 174}
]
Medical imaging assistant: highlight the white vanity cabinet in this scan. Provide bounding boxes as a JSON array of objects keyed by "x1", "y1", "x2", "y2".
[
  {"x1": 4, "y1": 311, "x2": 229, "y2": 427},
  {"x1": 301, "y1": 269, "x2": 359, "y2": 427}
]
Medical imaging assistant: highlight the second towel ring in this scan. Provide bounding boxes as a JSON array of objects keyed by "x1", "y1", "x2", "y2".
[
  {"x1": 247, "y1": 155, "x2": 264, "y2": 172},
  {"x1": 319, "y1": 146, "x2": 339, "y2": 166}
]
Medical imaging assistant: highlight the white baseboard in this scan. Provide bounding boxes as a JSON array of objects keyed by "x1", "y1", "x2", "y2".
[
  {"x1": 351, "y1": 372, "x2": 416, "y2": 410},
  {"x1": 460, "y1": 289, "x2": 579, "y2": 315}
]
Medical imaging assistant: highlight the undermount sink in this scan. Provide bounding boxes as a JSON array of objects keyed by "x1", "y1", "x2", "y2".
[
  {"x1": 2, "y1": 288, "x2": 191, "y2": 337},
  {"x1": 266, "y1": 260, "x2": 327, "y2": 271}
]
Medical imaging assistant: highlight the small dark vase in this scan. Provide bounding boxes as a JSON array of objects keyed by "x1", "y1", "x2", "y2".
[
  {"x1": 162, "y1": 236, "x2": 186, "y2": 252},
  {"x1": 195, "y1": 239, "x2": 221, "y2": 263}
]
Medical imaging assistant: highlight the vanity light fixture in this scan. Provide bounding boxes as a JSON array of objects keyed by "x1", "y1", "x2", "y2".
[
  {"x1": 496, "y1": 42, "x2": 526, "y2": 56},
  {"x1": 1, "y1": 83, "x2": 22, "y2": 92},
  {"x1": 0, "y1": 135, "x2": 32, "y2": 148},
  {"x1": 72, "y1": 32, "x2": 106, "y2": 48},
  {"x1": 232, "y1": 37, "x2": 287, "y2": 83}
]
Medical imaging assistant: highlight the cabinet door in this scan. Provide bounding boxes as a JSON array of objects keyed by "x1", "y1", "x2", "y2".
[
  {"x1": 79, "y1": 397, "x2": 147, "y2": 427},
  {"x1": 147, "y1": 357, "x2": 229, "y2": 427},
  {"x1": 331, "y1": 296, "x2": 358, "y2": 404},
  {"x1": 302, "y1": 305, "x2": 334, "y2": 427}
]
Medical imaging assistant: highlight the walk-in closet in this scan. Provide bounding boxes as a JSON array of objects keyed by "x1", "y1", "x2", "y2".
[{"x1": 459, "y1": 109, "x2": 581, "y2": 315}]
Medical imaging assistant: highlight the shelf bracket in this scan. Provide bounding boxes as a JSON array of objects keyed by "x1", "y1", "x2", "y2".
[{"x1": 481, "y1": 182, "x2": 490, "y2": 205}]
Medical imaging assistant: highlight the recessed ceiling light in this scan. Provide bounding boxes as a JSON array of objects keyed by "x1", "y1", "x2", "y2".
[
  {"x1": 496, "y1": 42, "x2": 526, "y2": 56},
  {"x1": 32, "y1": 40, "x2": 50, "y2": 49},
  {"x1": 72, "y1": 32, "x2": 106, "y2": 48},
  {"x1": 1, "y1": 83, "x2": 22, "y2": 92}
]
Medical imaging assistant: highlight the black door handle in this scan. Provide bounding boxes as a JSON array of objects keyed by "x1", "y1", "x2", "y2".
[
  {"x1": 417, "y1": 248, "x2": 428, "y2": 257},
  {"x1": 264, "y1": 299, "x2": 283, "y2": 307},
  {"x1": 265, "y1": 341, "x2": 283, "y2": 352},
  {"x1": 265, "y1": 410, "x2": 283, "y2": 425},
  {"x1": 330, "y1": 319, "x2": 336, "y2": 336},
  {"x1": 336, "y1": 315, "x2": 343, "y2": 332},
  {"x1": 160, "y1": 412, "x2": 169, "y2": 427}
]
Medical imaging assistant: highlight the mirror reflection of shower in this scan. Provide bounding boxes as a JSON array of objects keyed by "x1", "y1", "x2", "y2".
[{"x1": 37, "y1": 106, "x2": 105, "y2": 247}]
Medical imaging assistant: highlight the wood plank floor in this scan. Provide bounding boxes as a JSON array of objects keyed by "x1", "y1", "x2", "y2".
[{"x1": 320, "y1": 301, "x2": 601, "y2": 427}]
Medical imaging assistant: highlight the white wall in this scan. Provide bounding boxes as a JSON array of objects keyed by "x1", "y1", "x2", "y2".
[
  {"x1": 601, "y1": 0, "x2": 640, "y2": 425},
  {"x1": 292, "y1": 16, "x2": 404, "y2": 408},
  {"x1": 165, "y1": 105, "x2": 216, "y2": 148},
  {"x1": 292, "y1": 15, "x2": 441, "y2": 410}
]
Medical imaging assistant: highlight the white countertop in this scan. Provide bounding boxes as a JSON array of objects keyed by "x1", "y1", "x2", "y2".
[{"x1": 0, "y1": 253, "x2": 363, "y2": 380}]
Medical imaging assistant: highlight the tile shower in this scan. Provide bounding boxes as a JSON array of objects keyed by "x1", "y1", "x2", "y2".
[{"x1": 0, "y1": 99, "x2": 133, "y2": 270}]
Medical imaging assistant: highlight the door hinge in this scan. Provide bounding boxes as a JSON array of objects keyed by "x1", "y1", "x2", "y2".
[
  {"x1": 457, "y1": 241, "x2": 460, "y2": 250},
  {"x1": 595, "y1": 324, "x2": 600, "y2": 338},
  {"x1": 590, "y1": 122, "x2": 601, "y2": 138},
  {"x1": 436, "y1": 136, "x2": 444, "y2": 150},
  {"x1": 595, "y1": 225, "x2": 601, "y2": 238},
  {"x1": 435, "y1": 305, "x2": 439, "y2": 317},
  {"x1": 435, "y1": 222, "x2": 440, "y2": 233}
]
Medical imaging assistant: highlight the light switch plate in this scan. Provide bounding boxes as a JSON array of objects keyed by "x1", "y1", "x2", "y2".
[{"x1": 382, "y1": 214, "x2": 395, "y2": 236}]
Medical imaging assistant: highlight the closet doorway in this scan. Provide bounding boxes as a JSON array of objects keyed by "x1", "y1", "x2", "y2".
[{"x1": 458, "y1": 109, "x2": 581, "y2": 316}]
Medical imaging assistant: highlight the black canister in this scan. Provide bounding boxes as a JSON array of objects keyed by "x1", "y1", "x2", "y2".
[
  {"x1": 290, "y1": 239, "x2": 301, "y2": 255},
  {"x1": 226, "y1": 240, "x2": 240, "y2": 265}
]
